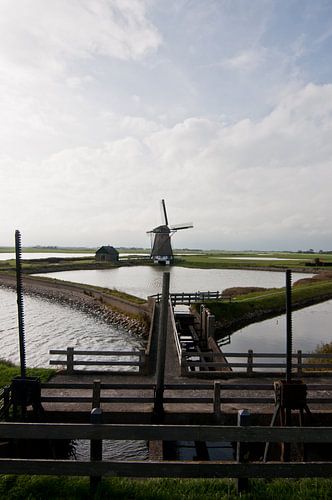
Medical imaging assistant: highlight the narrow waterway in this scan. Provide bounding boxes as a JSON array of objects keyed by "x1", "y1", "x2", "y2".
[{"x1": 221, "y1": 299, "x2": 332, "y2": 370}]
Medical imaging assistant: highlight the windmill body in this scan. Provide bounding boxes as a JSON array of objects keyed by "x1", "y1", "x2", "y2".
[{"x1": 147, "y1": 200, "x2": 193, "y2": 265}]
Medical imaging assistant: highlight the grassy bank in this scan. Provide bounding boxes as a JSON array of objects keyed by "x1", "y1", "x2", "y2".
[
  {"x1": 1, "y1": 476, "x2": 332, "y2": 499},
  {"x1": 0, "y1": 360, "x2": 55, "y2": 388},
  {"x1": 195, "y1": 277, "x2": 332, "y2": 336}
]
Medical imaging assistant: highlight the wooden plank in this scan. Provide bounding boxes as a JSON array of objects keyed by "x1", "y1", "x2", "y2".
[
  {"x1": 0, "y1": 459, "x2": 332, "y2": 478},
  {"x1": 72, "y1": 361, "x2": 141, "y2": 366},
  {"x1": 1, "y1": 423, "x2": 332, "y2": 442},
  {"x1": 49, "y1": 350, "x2": 141, "y2": 356},
  {"x1": 41, "y1": 383, "x2": 155, "y2": 390},
  {"x1": 40, "y1": 395, "x2": 332, "y2": 406}
]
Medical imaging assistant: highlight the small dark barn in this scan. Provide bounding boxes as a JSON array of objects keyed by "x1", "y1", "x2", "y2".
[{"x1": 95, "y1": 246, "x2": 119, "y2": 262}]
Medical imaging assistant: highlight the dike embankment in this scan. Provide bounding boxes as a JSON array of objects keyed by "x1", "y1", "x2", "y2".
[
  {"x1": 0, "y1": 272, "x2": 152, "y2": 337},
  {"x1": 213, "y1": 274, "x2": 332, "y2": 338}
]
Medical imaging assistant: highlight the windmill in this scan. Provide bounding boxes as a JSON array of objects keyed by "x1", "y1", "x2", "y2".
[{"x1": 147, "y1": 199, "x2": 193, "y2": 265}]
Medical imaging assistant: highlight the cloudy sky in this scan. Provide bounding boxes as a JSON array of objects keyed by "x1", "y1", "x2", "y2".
[{"x1": 1, "y1": 0, "x2": 332, "y2": 250}]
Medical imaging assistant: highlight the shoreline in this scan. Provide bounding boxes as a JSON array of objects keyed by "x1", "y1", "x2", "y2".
[{"x1": 0, "y1": 273, "x2": 148, "y2": 337}]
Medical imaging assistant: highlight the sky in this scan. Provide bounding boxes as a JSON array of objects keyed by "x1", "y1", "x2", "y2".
[{"x1": 1, "y1": 0, "x2": 332, "y2": 251}]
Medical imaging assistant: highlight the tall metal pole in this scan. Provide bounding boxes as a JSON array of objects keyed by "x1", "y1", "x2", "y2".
[
  {"x1": 286, "y1": 269, "x2": 293, "y2": 383},
  {"x1": 15, "y1": 230, "x2": 26, "y2": 379},
  {"x1": 154, "y1": 271, "x2": 170, "y2": 417}
]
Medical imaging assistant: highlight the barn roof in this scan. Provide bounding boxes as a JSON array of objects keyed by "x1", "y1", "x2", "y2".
[{"x1": 96, "y1": 245, "x2": 118, "y2": 254}]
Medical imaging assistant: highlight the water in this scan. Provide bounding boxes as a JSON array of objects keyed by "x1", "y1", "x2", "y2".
[
  {"x1": 221, "y1": 299, "x2": 332, "y2": 368},
  {"x1": 0, "y1": 286, "x2": 143, "y2": 368},
  {"x1": 36, "y1": 266, "x2": 312, "y2": 299}
]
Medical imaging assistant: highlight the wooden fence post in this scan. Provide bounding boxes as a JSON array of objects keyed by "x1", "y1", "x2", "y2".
[
  {"x1": 67, "y1": 347, "x2": 74, "y2": 374},
  {"x1": 90, "y1": 407, "x2": 103, "y2": 494},
  {"x1": 181, "y1": 354, "x2": 187, "y2": 376},
  {"x1": 236, "y1": 409, "x2": 251, "y2": 494},
  {"x1": 297, "y1": 350, "x2": 303, "y2": 377},
  {"x1": 247, "y1": 350, "x2": 253, "y2": 375},
  {"x1": 213, "y1": 381, "x2": 221, "y2": 420},
  {"x1": 139, "y1": 349, "x2": 146, "y2": 374},
  {"x1": 92, "y1": 380, "x2": 101, "y2": 409}
]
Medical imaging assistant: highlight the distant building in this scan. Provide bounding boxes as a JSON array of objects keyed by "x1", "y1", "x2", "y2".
[{"x1": 95, "y1": 246, "x2": 119, "y2": 262}]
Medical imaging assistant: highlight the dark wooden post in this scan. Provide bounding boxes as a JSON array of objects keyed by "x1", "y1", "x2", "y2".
[
  {"x1": 153, "y1": 272, "x2": 170, "y2": 418},
  {"x1": 67, "y1": 347, "x2": 74, "y2": 374},
  {"x1": 92, "y1": 380, "x2": 101, "y2": 409},
  {"x1": 247, "y1": 350, "x2": 253, "y2": 375},
  {"x1": 90, "y1": 407, "x2": 103, "y2": 494},
  {"x1": 139, "y1": 349, "x2": 147, "y2": 374},
  {"x1": 236, "y1": 409, "x2": 251, "y2": 494},
  {"x1": 297, "y1": 350, "x2": 303, "y2": 377},
  {"x1": 213, "y1": 381, "x2": 221, "y2": 420}
]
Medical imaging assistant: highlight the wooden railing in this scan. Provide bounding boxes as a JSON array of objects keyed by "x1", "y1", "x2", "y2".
[
  {"x1": 151, "y1": 291, "x2": 223, "y2": 305},
  {"x1": 49, "y1": 348, "x2": 147, "y2": 374},
  {"x1": 38, "y1": 381, "x2": 332, "y2": 411},
  {"x1": 0, "y1": 420, "x2": 332, "y2": 482},
  {"x1": 181, "y1": 350, "x2": 332, "y2": 377}
]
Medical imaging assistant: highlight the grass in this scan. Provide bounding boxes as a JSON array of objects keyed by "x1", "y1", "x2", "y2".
[
  {"x1": 193, "y1": 278, "x2": 332, "y2": 335},
  {"x1": 0, "y1": 360, "x2": 55, "y2": 389},
  {"x1": 175, "y1": 250, "x2": 332, "y2": 270},
  {"x1": 0, "y1": 476, "x2": 332, "y2": 499},
  {"x1": 308, "y1": 341, "x2": 332, "y2": 371}
]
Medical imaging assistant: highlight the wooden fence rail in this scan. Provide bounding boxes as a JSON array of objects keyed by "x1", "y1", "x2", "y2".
[
  {"x1": 1, "y1": 422, "x2": 332, "y2": 479},
  {"x1": 49, "y1": 347, "x2": 146, "y2": 374},
  {"x1": 151, "y1": 291, "x2": 224, "y2": 305},
  {"x1": 182, "y1": 350, "x2": 332, "y2": 377},
  {"x1": 37, "y1": 381, "x2": 332, "y2": 410}
]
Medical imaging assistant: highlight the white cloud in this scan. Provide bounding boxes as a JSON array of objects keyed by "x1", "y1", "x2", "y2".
[
  {"x1": 222, "y1": 48, "x2": 266, "y2": 72},
  {"x1": 1, "y1": 83, "x2": 332, "y2": 249}
]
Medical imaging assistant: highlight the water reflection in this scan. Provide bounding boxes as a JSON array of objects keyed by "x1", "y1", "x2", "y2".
[
  {"x1": 36, "y1": 266, "x2": 312, "y2": 299},
  {"x1": 221, "y1": 299, "x2": 332, "y2": 357}
]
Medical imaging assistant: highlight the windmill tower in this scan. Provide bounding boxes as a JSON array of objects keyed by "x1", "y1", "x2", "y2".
[{"x1": 147, "y1": 199, "x2": 193, "y2": 265}]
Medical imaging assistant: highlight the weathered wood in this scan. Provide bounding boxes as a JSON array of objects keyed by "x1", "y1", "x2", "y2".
[
  {"x1": 0, "y1": 459, "x2": 332, "y2": 478},
  {"x1": 50, "y1": 350, "x2": 142, "y2": 356},
  {"x1": 236, "y1": 409, "x2": 251, "y2": 493},
  {"x1": 213, "y1": 382, "x2": 221, "y2": 419},
  {"x1": 67, "y1": 347, "x2": 74, "y2": 374},
  {"x1": 90, "y1": 408, "x2": 103, "y2": 493},
  {"x1": 42, "y1": 382, "x2": 155, "y2": 390},
  {"x1": 247, "y1": 350, "x2": 253, "y2": 375},
  {"x1": 1, "y1": 423, "x2": 332, "y2": 442}
]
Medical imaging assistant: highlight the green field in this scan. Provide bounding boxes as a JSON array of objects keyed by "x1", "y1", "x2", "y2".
[{"x1": 175, "y1": 250, "x2": 332, "y2": 270}]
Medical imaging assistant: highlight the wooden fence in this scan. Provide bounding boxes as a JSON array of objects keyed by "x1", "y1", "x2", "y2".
[
  {"x1": 1, "y1": 420, "x2": 332, "y2": 480},
  {"x1": 181, "y1": 350, "x2": 332, "y2": 377},
  {"x1": 37, "y1": 381, "x2": 332, "y2": 412},
  {"x1": 151, "y1": 291, "x2": 223, "y2": 305},
  {"x1": 49, "y1": 348, "x2": 147, "y2": 374}
]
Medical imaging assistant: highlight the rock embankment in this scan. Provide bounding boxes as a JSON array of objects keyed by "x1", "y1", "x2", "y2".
[{"x1": 0, "y1": 273, "x2": 148, "y2": 337}]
